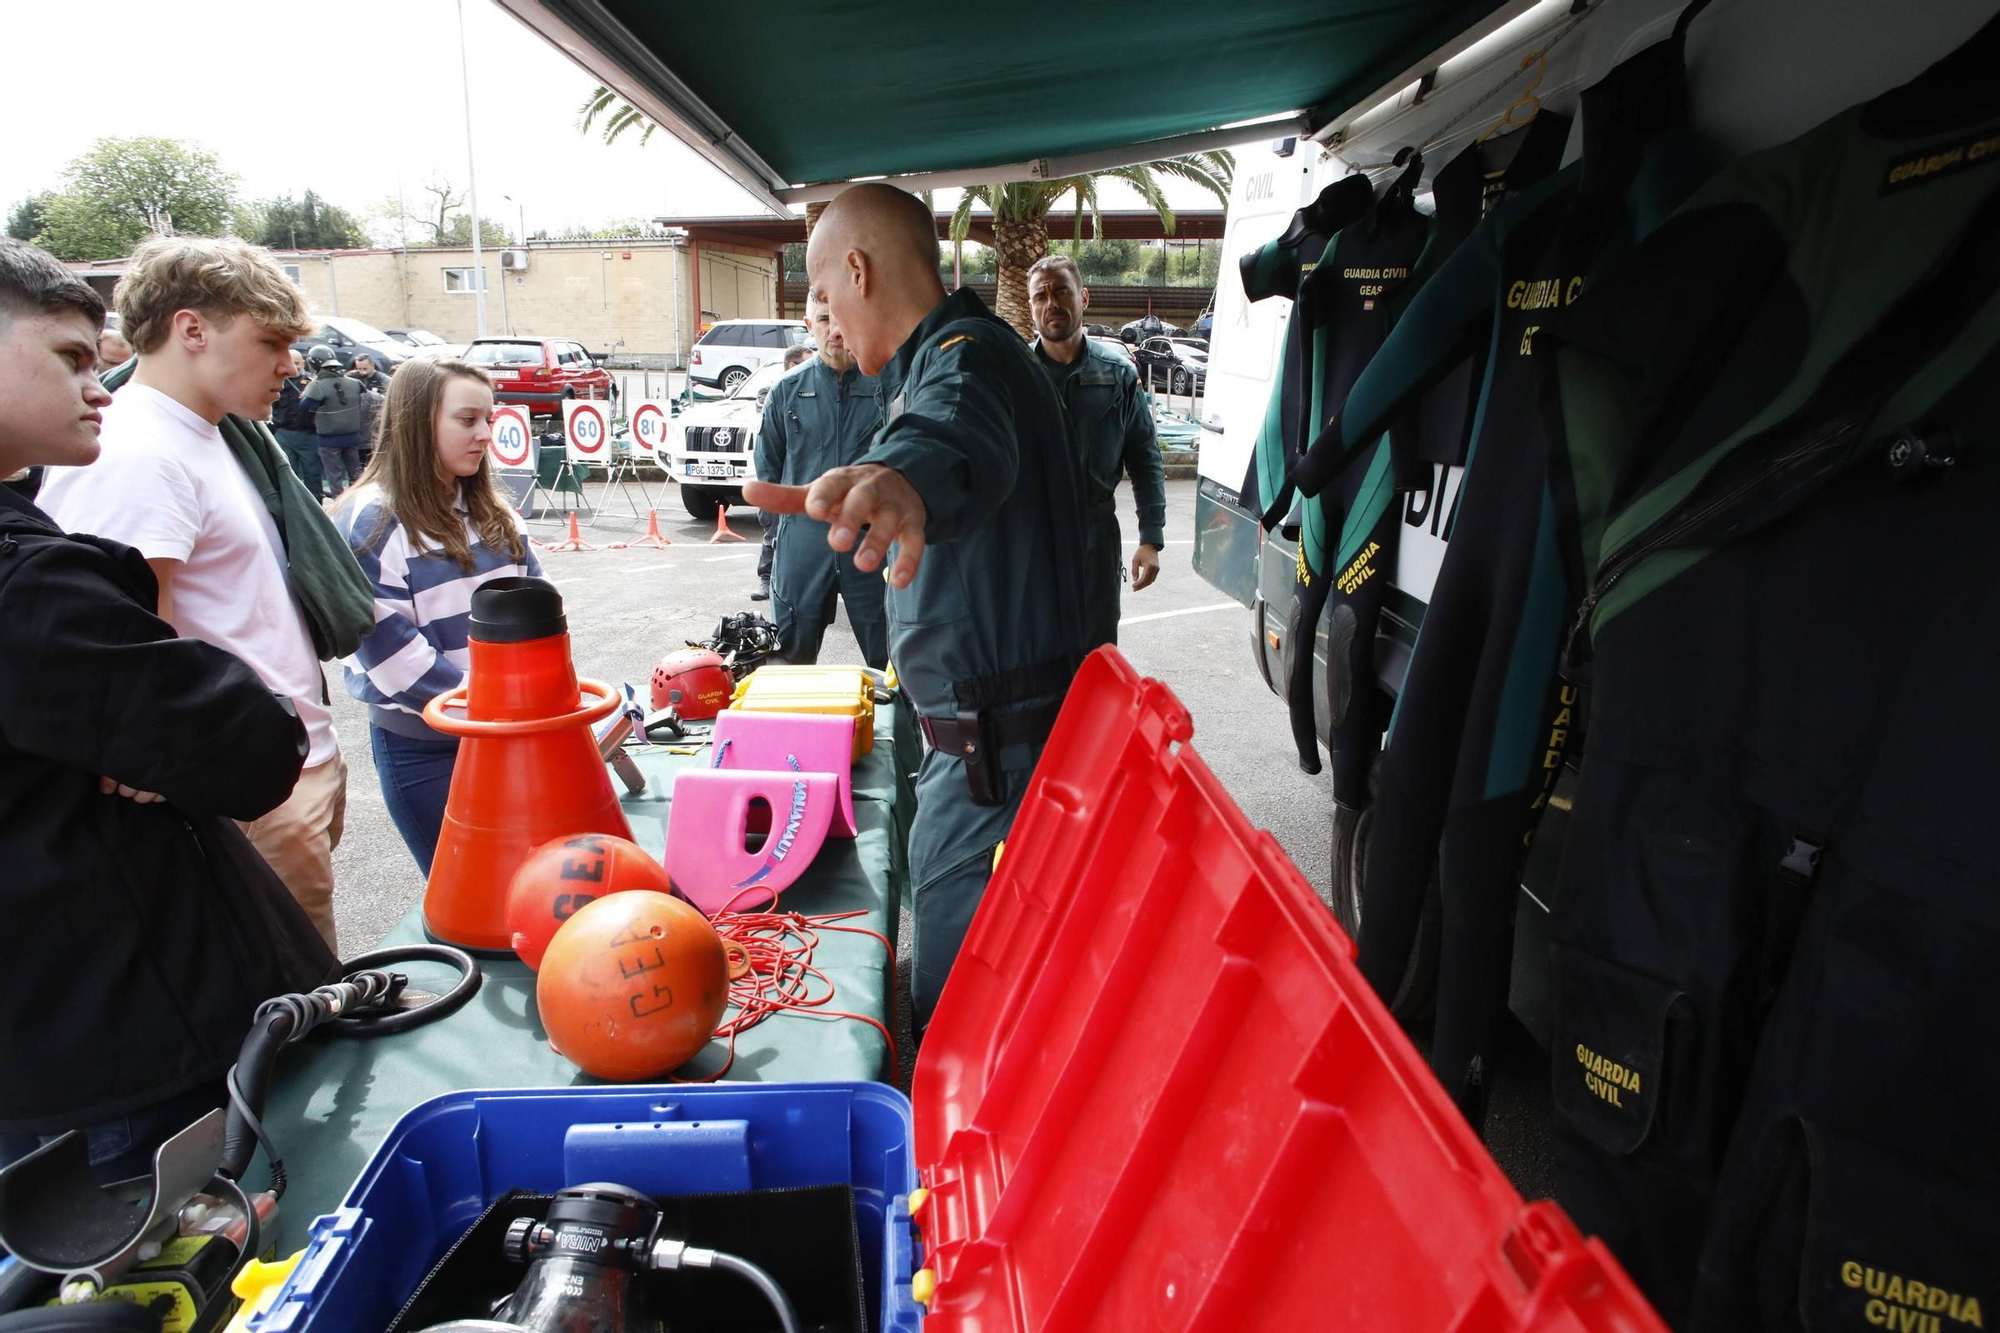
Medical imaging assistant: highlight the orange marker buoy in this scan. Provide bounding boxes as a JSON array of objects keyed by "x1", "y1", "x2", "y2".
[
  {"x1": 422, "y1": 577, "x2": 635, "y2": 952},
  {"x1": 507, "y1": 832, "x2": 675, "y2": 970},
  {"x1": 537, "y1": 891, "x2": 751, "y2": 1080}
]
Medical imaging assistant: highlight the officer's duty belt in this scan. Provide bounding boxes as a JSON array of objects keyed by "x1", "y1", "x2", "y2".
[{"x1": 918, "y1": 700, "x2": 1064, "y2": 807}]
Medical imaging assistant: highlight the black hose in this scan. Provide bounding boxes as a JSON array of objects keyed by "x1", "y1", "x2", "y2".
[
  {"x1": 221, "y1": 945, "x2": 481, "y2": 1185},
  {"x1": 708, "y1": 1252, "x2": 801, "y2": 1333}
]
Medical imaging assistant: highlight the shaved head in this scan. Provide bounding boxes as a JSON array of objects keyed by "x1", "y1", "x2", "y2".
[{"x1": 804, "y1": 184, "x2": 947, "y2": 375}]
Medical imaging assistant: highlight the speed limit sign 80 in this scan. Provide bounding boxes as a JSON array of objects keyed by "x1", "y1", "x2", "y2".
[{"x1": 629, "y1": 401, "x2": 669, "y2": 458}]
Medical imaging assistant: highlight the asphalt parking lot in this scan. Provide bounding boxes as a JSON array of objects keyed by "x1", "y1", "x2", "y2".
[{"x1": 325, "y1": 474, "x2": 1555, "y2": 1198}]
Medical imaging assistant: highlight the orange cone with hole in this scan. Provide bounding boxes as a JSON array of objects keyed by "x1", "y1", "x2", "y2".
[
  {"x1": 422, "y1": 577, "x2": 633, "y2": 952},
  {"x1": 537, "y1": 890, "x2": 751, "y2": 1079}
]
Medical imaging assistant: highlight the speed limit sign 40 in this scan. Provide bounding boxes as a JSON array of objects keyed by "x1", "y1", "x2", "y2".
[
  {"x1": 563, "y1": 399, "x2": 611, "y2": 463},
  {"x1": 630, "y1": 401, "x2": 669, "y2": 459},
  {"x1": 490, "y1": 404, "x2": 534, "y2": 470}
]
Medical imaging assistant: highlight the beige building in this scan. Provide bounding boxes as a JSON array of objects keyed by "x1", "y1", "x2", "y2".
[{"x1": 68, "y1": 237, "x2": 779, "y2": 367}]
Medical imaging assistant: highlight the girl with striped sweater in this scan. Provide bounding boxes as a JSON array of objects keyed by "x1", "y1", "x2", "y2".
[{"x1": 334, "y1": 358, "x2": 544, "y2": 875}]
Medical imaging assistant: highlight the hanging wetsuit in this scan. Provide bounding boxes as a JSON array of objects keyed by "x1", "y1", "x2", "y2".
[
  {"x1": 1537, "y1": 18, "x2": 2000, "y2": 1324},
  {"x1": 1237, "y1": 176, "x2": 1375, "y2": 520},
  {"x1": 1286, "y1": 33, "x2": 1715, "y2": 1124},
  {"x1": 1278, "y1": 187, "x2": 1430, "y2": 792},
  {"x1": 1410, "y1": 111, "x2": 1575, "y2": 479}
]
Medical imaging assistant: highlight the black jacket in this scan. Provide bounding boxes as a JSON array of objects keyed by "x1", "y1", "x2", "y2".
[
  {"x1": 272, "y1": 375, "x2": 311, "y2": 433},
  {"x1": 0, "y1": 487, "x2": 337, "y2": 1134}
]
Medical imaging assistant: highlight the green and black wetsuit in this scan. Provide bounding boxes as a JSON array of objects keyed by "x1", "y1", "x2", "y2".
[
  {"x1": 1278, "y1": 189, "x2": 1429, "y2": 791},
  {"x1": 1288, "y1": 34, "x2": 1713, "y2": 1123},
  {"x1": 1538, "y1": 19, "x2": 2000, "y2": 1323},
  {"x1": 1238, "y1": 176, "x2": 1375, "y2": 520}
]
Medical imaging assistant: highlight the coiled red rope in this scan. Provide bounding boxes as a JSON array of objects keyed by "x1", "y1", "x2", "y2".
[{"x1": 674, "y1": 907, "x2": 898, "y2": 1082}]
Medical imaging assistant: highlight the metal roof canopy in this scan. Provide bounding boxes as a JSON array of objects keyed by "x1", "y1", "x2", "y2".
[
  {"x1": 652, "y1": 210, "x2": 1226, "y2": 247},
  {"x1": 496, "y1": 0, "x2": 1543, "y2": 216}
]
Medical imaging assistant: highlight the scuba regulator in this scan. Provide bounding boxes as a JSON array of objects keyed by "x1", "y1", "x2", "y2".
[{"x1": 416, "y1": 1183, "x2": 800, "y2": 1333}]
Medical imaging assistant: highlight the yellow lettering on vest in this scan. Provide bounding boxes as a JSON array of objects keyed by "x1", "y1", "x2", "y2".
[
  {"x1": 1961, "y1": 1295, "x2": 1983, "y2": 1327},
  {"x1": 1506, "y1": 280, "x2": 1527, "y2": 308},
  {"x1": 1567, "y1": 276, "x2": 1585, "y2": 305},
  {"x1": 1868, "y1": 1299, "x2": 1891, "y2": 1326},
  {"x1": 1519, "y1": 325, "x2": 1539, "y2": 356},
  {"x1": 1869, "y1": 1271, "x2": 1888, "y2": 1297},
  {"x1": 1553, "y1": 706, "x2": 1572, "y2": 728},
  {"x1": 1888, "y1": 1278, "x2": 1907, "y2": 1305},
  {"x1": 1846, "y1": 1262, "x2": 1867, "y2": 1289},
  {"x1": 1560, "y1": 684, "x2": 1579, "y2": 705}
]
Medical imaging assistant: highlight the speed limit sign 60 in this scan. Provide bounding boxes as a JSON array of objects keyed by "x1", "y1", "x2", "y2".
[
  {"x1": 563, "y1": 399, "x2": 610, "y2": 463},
  {"x1": 490, "y1": 404, "x2": 534, "y2": 470},
  {"x1": 630, "y1": 401, "x2": 668, "y2": 458}
]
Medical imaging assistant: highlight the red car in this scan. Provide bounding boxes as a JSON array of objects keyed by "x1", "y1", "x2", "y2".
[{"x1": 463, "y1": 337, "x2": 616, "y2": 416}]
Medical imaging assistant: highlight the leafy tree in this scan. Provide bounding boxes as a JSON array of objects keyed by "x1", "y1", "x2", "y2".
[
  {"x1": 441, "y1": 213, "x2": 513, "y2": 247},
  {"x1": 6, "y1": 192, "x2": 57, "y2": 243},
  {"x1": 30, "y1": 137, "x2": 239, "y2": 261},
  {"x1": 949, "y1": 152, "x2": 1232, "y2": 336},
  {"x1": 578, "y1": 87, "x2": 656, "y2": 146},
  {"x1": 249, "y1": 191, "x2": 369, "y2": 250}
]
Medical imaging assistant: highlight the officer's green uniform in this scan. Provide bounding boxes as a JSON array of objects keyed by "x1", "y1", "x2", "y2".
[
  {"x1": 755, "y1": 357, "x2": 890, "y2": 667},
  {"x1": 862, "y1": 288, "x2": 1091, "y2": 1033},
  {"x1": 1033, "y1": 336, "x2": 1165, "y2": 646}
]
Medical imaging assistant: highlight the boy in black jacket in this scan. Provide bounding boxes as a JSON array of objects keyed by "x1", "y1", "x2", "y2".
[{"x1": 0, "y1": 240, "x2": 336, "y2": 1182}]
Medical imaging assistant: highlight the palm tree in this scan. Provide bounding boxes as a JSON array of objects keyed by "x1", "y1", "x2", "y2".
[
  {"x1": 949, "y1": 153, "x2": 1234, "y2": 338},
  {"x1": 578, "y1": 87, "x2": 656, "y2": 147}
]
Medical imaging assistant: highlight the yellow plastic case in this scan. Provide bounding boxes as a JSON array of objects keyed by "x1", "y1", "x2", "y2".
[{"x1": 729, "y1": 666, "x2": 876, "y2": 756}]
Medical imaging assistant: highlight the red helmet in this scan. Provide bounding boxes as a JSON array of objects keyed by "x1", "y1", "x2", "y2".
[{"x1": 650, "y1": 648, "x2": 734, "y2": 719}]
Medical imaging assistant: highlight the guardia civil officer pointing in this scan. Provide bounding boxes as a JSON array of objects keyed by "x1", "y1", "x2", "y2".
[{"x1": 744, "y1": 184, "x2": 1091, "y2": 1036}]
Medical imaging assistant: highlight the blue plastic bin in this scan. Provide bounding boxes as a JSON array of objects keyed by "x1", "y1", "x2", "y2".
[{"x1": 251, "y1": 1083, "x2": 923, "y2": 1333}]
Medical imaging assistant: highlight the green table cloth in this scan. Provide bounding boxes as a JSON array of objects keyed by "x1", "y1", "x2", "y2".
[{"x1": 256, "y1": 704, "x2": 912, "y2": 1253}]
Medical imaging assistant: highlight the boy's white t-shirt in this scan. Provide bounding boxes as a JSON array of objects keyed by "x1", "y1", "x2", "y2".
[{"x1": 39, "y1": 384, "x2": 338, "y2": 766}]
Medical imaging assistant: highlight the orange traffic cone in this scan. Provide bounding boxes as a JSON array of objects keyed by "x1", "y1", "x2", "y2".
[
  {"x1": 630, "y1": 510, "x2": 673, "y2": 549},
  {"x1": 544, "y1": 512, "x2": 598, "y2": 552},
  {"x1": 708, "y1": 504, "x2": 746, "y2": 544},
  {"x1": 420, "y1": 578, "x2": 634, "y2": 952}
]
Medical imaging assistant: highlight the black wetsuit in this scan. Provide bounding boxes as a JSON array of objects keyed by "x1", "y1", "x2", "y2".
[
  {"x1": 1288, "y1": 35, "x2": 1714, "y2": 1123},
  {"x1": 1237, "y1": 176, "x2": 1375, "y2": 520},
  {"x1": 1538, "y1": 18, "x2": 2000, "y2": 1324},
  {"x1": 1279, "y1": 190, "x2": 1430, "y2": 793}
]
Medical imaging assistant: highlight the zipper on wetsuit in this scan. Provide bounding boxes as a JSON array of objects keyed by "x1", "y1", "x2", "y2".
[{"x1": 1561, "y1": 409, "x2": 1867, "y2": 678}]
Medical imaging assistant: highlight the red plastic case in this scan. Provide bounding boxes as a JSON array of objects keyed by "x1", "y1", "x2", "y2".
[{"x1": 909, "y1": 648, "x2": 1666, "y2": 1332}]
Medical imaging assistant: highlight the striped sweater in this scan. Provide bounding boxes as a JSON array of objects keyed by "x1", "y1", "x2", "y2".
[{"x1": 334, "y1": 484, "x2": 544, "y2": 736}]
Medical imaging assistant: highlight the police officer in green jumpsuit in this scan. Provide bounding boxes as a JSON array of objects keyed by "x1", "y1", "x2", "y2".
[
  {"x1": 755, "y1": 295, "x2": 890, "y2": 667},
  {"x1": 1026, "y1": 255, "x2": 1166, "y2": 645},
  {"x1": 745, "y1": 185, "x2": 1091, "y2": 1035}
]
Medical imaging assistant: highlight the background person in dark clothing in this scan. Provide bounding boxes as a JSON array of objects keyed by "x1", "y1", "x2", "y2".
[
  {"x1": 302, "y1": 343, "x2": 367, "y2": 495},
  {"x1": 273, "y1": 347, "x2": 327, "y2": 498},
  {"x1": 347, "y1": 353, "x2": 390, "y2": 393},
  {"x1": 753, "y1": 342, "x2": 816, "y2": 601},
  {"x1": 0, "y1": 239, "x2": 335, "y2": 1182}
]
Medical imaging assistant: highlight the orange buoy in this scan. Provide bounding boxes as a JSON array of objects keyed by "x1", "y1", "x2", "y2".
[
  {"x1": 537, "y1": 891, "x2": 749, "y2": 1080},
  {"x1": 506, "y1": 833, "x2": 675, "y2": 970}
]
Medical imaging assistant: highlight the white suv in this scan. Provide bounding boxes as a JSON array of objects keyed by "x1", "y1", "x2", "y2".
[{"x1": 688, "y1": 319, "x2": 809, "y2": 392}]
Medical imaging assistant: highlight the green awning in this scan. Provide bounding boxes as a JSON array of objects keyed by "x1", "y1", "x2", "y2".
[{"x1": 501, "y1": 0, "x2": 1519, "y2": 212}]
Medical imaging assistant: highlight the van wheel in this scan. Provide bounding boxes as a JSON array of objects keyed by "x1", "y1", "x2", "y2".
[
  {"x1": 1332, "y1": 799, "x2": 1440, "y2": 1021},
  {"x1": 681, "y1": 485, "x2": 719, "y2": 520},
  {"x1": 721, "y1": 367, "x2": 750, "y2": 393}
]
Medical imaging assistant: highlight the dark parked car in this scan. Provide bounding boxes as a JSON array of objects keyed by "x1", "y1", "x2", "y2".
[
  {"x1": 1133, "y1": 335, "x2": 1207, "y2": 395},
  {"x1": 463, "y1": 337, "x2": 616, "y2": 417},
  {"x1": 292, "y1": 315, "x2": 414, "y2": 375}
]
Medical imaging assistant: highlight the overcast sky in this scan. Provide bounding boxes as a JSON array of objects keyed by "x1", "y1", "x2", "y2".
[{"x1": 2, "y1": 0, "x2": 1234, "y2": 241}]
